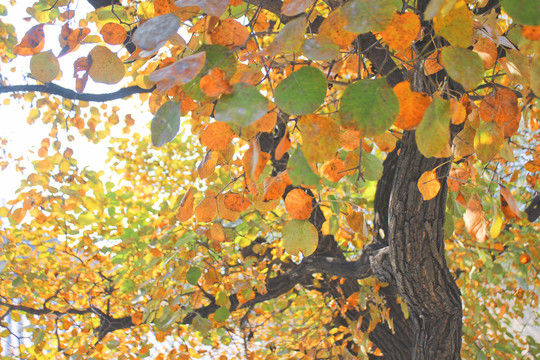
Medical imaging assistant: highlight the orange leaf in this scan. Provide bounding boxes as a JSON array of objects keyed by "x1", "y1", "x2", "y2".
[
  {"x1": 500, "y1": 186, "x2": 521, "y2": 220},
  {"x1": 393, "y1": 80, "x2": 431, "y2": 130},
  {"x1": 217, "y1": 193, "x2": 242, "y2": 221},
  {"x1": 380, "y1": 12, "x2": 420, "y2": 52},
  {"x1": 154, "y1": 0, "x2": 177, "y2": 15},
  {"x1": 321, "y1": 158, "x2": 346, "y2": 183},
  {"x1": 242, "y1": 140, "x2": 270, "y2": 183},
  {"x1": 447, "y1": 168, "x2": 469, "y2": 192},
  {"x1": 450, "y1": 99, "x2": 467, "y2": 125},
  {"x1": 224, "y1": 193, "x2": 251, "y2": 212},
  {"x1": 300, "y1": 115, "x2": 340, "y2": 164},
  {"x1": 522, "y1": 25, "x2": 540, "y2": 41},
  {"x1": 73, "y1": 57, "x2": 91, "y2": 93},
  {"x1": 339, "y1": 130, "x2": 362, "y2": 151},
  {"x1": 100, "y1": 23, "x2": 127, "y2": 45},
  {"x1": 174, "y1": 0, "x2": 229, "y2": 17},
  {"x1": 479, "y1": 86, "x2": 521, "y2": 138},
  {"x1": 285, "y1": 189, "x2": 313, "y2": 220},
  {"x1": 373, "y1": 132, "x2": 397, "y2": 152},
  {"x1": 194, "y1": 191, "x2": 217, "y2": 223},
  {"x1": 249, "y1": 108, "x2": 277, "y2": 133},
  {"x1": 177, "y1": 186, "x2": 195, "y2": 222},
  {"x1": 473, "y1": 37, "x2": 497, "y2": 70},
  {"x1": 199, "y1": 121, "x2": 235, "y2": 151},
  {"x1": 200, "y1": 68, "x2": 234, "y2": 97},
  {"x1": 209, "y1": 223, "x2": 226, "y2": 242},
  {"x1": 319, "y1": 10, "x2": 358, "y2": 48},
  {"x1": 149, "y1": 51, "x2": 206, "y2": 92},
  {"x1": 281, "y1": 0, "x2": 314, "y2": 16},
  {"x1": 9, "y1": 208, "x2": 27, "y2": 225},
  {"x1": 197, "y1": 150, "x2": 219, "y2": 179},
  {"x1": 275, "y1": 131, "x2": 291, "y2": 161},
  {"x1": 14, "y1": 24, "x2": 45, "y2": 56},
  {"x1": 263, "y1": 171, "x2": 291, "y2": 201},
  {"x1": 210, "y1": 18, "x2": 250, "y2": 49},
  {"x1": 424, "y1": 50, "x2": 444, "y2": 75},
  {"x1": 519, "y1": 253, "x2": 531, "y2": 264},
  {"x1": 464, "y1": 194, "x2": 488, "y2": 242},
  {"x1": 417, "y1": 170, "x2": 441, "y2": 201},
  {"x1": 346, "y1": 209, "x2": 364, "y2": 233}
]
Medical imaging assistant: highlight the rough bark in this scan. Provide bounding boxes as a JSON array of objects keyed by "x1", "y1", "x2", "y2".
[{"x1": 388, "y1": 131, "x2": 462, "y2": 359}]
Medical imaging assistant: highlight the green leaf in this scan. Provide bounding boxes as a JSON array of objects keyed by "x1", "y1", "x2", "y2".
[
  {"x1": 274, "y1": 67, "x2": 327, "y2": 115},
  {"x1": 214, "y1": 83, "x2": 268, "y2": 127},
  {"x1": 186, "y1": 266, "x2": 202, "y2": 285},
  {"x1": 501, "y1": 0, "x2": 540, "y2": 26},
  {"x1": 119, "y1": 278, "x2": 136, "y2": 293},
  {"x1": 339, "y1": 78, "x2": 399, "y2": 137},
  {"x1": 282, "y1": 219, "x2": 318, "y2": 256},
  {"x1": 361, "y1": 152, "x2": 383, "y2": 181},
  {"x1": 288, "y1": 147, "x2": 319, "y2": 187},
  {"x1": 341, "y1": 0, "x2": 396, "y2": 33},
  {"x1": 416, "y1": 95, "x2": 450, "y2": 158},
  {"x1": 441, "y1": 47, "x2": 484, "y2": 91},
  {"x1": 151, "y1": 100, "x2": 181, "y2": 147},
  {"x1": 474, "y1": 121, "x2": 504, "y2": 162},
  {"x1": 214, "y1": 306, "x2": 230, "y2": 322}
]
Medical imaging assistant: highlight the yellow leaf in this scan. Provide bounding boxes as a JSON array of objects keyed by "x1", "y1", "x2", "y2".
[{"x1": 417, "y1": 170, "x2": 441, "y2": 201}]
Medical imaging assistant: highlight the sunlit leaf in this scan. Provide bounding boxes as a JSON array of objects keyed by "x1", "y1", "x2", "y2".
[
  {"x1": 210, "y1": 18, "x2": 249, "y2": 49},
  {"x1": 474, "y1": 121, "x2": 504, "y2": 162},
  {"x1": 433, "y1": 0, "x2": 473, "y2": 48},
  {"x1": 177, "y1": 186, "x2": 195, "y2": 222},
  {"x1": 199, "y1": 121, "x2": 235, "y2": 151},
  {"x1": 264, "y1": 16, "x2": 307, "y2": 56},
  {"x1": 282, "y1": 219, "x2": 318, "y2": 256},
  {"x1": 479, "y1": 86, "x2": 521, "y2": 138},
  {"x1": 418, "y1": 170, "x2": 441, "y2": 201},
  {"x1": 301, "y1": 36, "x2": 341, "y2": 61},
  {"x1": 149, "y1": 51, "x2": 206, "y2": 92},
  {"x1": 393, "y1": 80, "x2": 431, "y2": 130},
  {"x1": 339, "y1": 78, "x2": 399, "y2": 137},
  {"x1": 14, "y1": 24, "x2": 45, "y2": 56},
  {"x1": 464, "y1": 194, "x2": 488, "y2": 242},
  {"x1": 282, "y1": 0, "x2": 314, "y2": 16},
  {"x1": 100, "y1": 22, "x2": 127, "y2": 45},
  {"x1": 174, "y1": 0, "x2": 229, "y2": 17},
  {"x1": 500, "y1": 186, "x2": 521, "y2": 220},
  {"x1": 300, "y1": 115, "x2": 340, "y2": 163},
  {"x1": 150, "y1": 100, "x2": 181, "y2": 147},
  {"x1": 285, "y1": 189, "x2": 313, "y2": 220}
]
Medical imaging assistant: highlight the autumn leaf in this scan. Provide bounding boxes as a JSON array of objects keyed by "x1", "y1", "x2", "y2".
[
  {"x1": 194, "y1": 191, "x2": 217, "y2": 223},
  {"x1": 447, "y1": 167, "x2": 469, "y2": 192},
  {"x1": 500, "y1": 186, "x2": 521, "y2": 220},
  {"x1": 14, "y1": 24, "x2": 45, "y2": 56},
  {"x1": 30, "y1": 51, "x2": 60, "y2": 83},
  {"x1": 479, "y1": 86, "x2": 521, "y2": 138},
  {"x1": 200, "y1": 68, "x2": 234, "y2": 97},
  {"x1": 149, "y1": 51, "x2": 207, "y2": 91},
  {"x1": 177, "y1": 187, "x2": 195, "y2": 222},
  {"x1": 282, "y1": 219, "x2": 318, "y2": 256},
  {"x1": 433, "y1": 0, "x2": 473, "y2": 48},
  {"x1": 214, "y1": 83, "x2": 268, "y2": 127},
  {"x1": 500, "y1": 0, "x2": 540, "y2": 26},
  {"x1": 281, "y1": 0, "x2": 314, "y2": 16},
  {"x1": 321, "y1": 158, "x2": 347, "y2": 183},
  {"x1": 473, "y1": 37, "x2": 498, "y2": 70},
  {"x1": 474, "y1": 121, "x2": 504, "y2": 162},
  {"x1": 100, "y1": 23, "x2": 127, "y2": 45},
  {"x1": 285, "y1": 189, "x2": 313, "y2": 220},
  {"x1": 88, "y1": 46, "x2": 125, "y2": 85},
  {"x1": 319, "y1": 10, "x2": 358, "y2": 48},
  {"x1": 133, "y1": 13, "x2": 181, "y2": 52},
  {"x1": 341, "y1": 0, "x2": 396, "y2": 34},
  {"x1": 380, "y1": 12, "x2": 421, "y2": 52},
  {"x1": 301, "y1": 36, "x2": 341, "y2": 61},
  {"x1": 263, "y1": 16, "x2": 307, "y2": 56},
  {"x1": 174, "y1": 0, "x2": 229, "y2": 17},
  {"x1": 199, "y1": 121, "x2": 235, "y2": 151},
  {"x1": 300, "y1": 115, "x2": 340, "y2": 164},
  {"x1": 197, "y1": 150, "x2": 218, "y2": 179},
  {"x1": 210, "y1": 19, "x2": 250, "y2": 49},
  {"x1": 58, "y1": 26, "x2": 91, "y2": 57},
  {"x1": 418, "y1": 170, "x2": 441, "y2": 201},
  {"x1": 393, "y1": 80, "x2": 431, "y2": 130},
  {"x1": 223, "y1": 193, "x2": 251, "y2": 212},
  {"x1": 441, "y1": 47, "x2": 484, "y2": 91},
  {"x1": 464, "y1": 194, "x2": 488, "y2": 242}
]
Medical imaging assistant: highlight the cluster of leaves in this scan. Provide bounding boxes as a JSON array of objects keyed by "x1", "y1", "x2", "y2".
[{"x1": 0, "y1": 0, "x2": 539, "y2": 359}]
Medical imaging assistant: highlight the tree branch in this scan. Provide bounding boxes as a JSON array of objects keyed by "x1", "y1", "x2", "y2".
[{"x1": 0, "y1": 83, "x2": 155, "y2": 102}]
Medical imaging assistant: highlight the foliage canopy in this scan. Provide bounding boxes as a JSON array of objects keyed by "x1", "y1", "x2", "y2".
[{"x1": 0, "y1": 0, "x2": 539, "y2": 359}]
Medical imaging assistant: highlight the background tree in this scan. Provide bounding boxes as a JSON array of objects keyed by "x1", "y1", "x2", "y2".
[{"x1": 0, "y1": 0, "x2": 539, "y2": 359}]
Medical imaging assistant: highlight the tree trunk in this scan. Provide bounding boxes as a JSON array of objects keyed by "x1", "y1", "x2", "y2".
[{"x1": 388, "y1": 131, "x2": 462, "y2": 359}]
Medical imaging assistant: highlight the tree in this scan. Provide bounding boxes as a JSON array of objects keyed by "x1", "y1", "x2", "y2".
[{"x1": 0, "y1": 0, "x2": 538, "y2": 358}]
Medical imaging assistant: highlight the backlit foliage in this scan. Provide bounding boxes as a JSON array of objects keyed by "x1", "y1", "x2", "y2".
[{"x1": 0, "y1": 0, "x2": 539, "y2": 359}]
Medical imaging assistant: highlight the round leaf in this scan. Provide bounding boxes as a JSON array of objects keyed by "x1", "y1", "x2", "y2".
[
  {"x1": 274, "y1": 67, "x2": 327, "y2": 115},
  {"x1": 30, "y1": 50, "x2": 59, "y2": 83},
  {"x1": 301, "y1": 36, "x2": 341, "y2": 61},
  {"x1": 342, "y1": 0, "x2": 396, "y2": 33},
  {"x1": 215, "y1": 83, "x2": 268, "y2": 127},
  {"x1": 441, "y1": 47, "x2": 484, "y2": 91},
  {"x1": 501, "y1": 0, "x2": 540, "y2": 26},
  {"x1": 214, "y1": 306, "x2": 230, "y2": 322},
  {"x1": 151, "y1": 100, "x2": 181, "y2": 147},
  {"x1": 339, "y1": 78, "x2": 399, "y2": 137},
  {"x1": 282, "y1": 219, "x2": 318, "y2": 256},
  {"x1": 88, "y1": 45, "x2": 125, "y2": 84}
]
